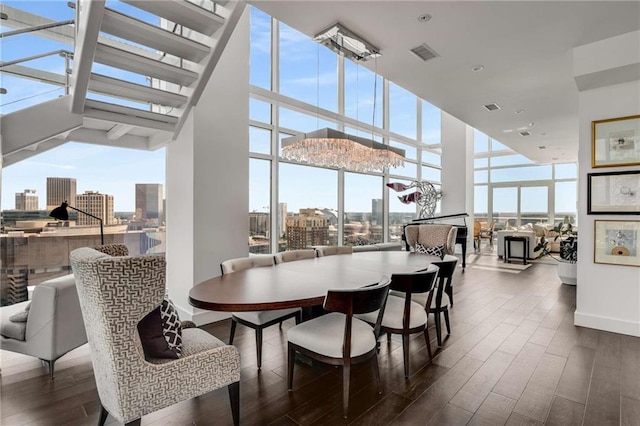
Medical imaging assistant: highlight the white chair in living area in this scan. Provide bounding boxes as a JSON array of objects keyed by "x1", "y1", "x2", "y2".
[
  {"x1": 287, "y1": 276, "x2": 391, "y2": 418},
  {"x1": 0, "y1": 274, "x2": 87, "y2": 379},
  {"x1": 221, "y1": 255, "x2": 302, "y2": 370},
  {"x1": 315, "y1": 246, "x2": 354, "y2": 257},
  {"x1": 274, "y1": 249, "x2": 317, "y2": 264},
  {"x1": 71, "y1": 247, "x2": 241, "y2": 426},
  {"x1": 359, "y1": 266, "x2": 439, "y2": 378}
]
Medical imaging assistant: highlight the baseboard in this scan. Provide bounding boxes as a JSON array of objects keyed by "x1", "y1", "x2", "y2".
[
  {"x1": 174, "y1": 303, "x2": 231, "y2": 326},
  {"x1": 574, "y1": 311, "x2": 640, "y2": 337}
]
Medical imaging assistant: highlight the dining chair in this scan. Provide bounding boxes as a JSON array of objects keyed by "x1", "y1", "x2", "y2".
[
  {"x1": 221, "y1": 255, "x2": 302, "y2": 370},
  {"x1": 274, "y1": 249, "x2": 317, "y2": 264},
  {"x1": 287, "y1": 276, "x2": 391, "y2": 418},
  {"x1": 358, "y1": 266, "x2": 439, "y2": 378},
  {"x1": 315, "y1": 246, "x2": 353, "y2": 257},
  {"x1": 425, "y1": 256, "x2": 458, "y2": 346}
]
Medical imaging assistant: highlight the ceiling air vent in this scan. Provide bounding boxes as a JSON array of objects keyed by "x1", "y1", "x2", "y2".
[
  {"x1": 483, "y1": 103, "x2": 501, "y2": 112},
  {"x1": 520, "y1": 131, "x2": 532, "y2": 137},
  {"x1": 410, "y1": 43, "x2": 439, "y2": 62}
]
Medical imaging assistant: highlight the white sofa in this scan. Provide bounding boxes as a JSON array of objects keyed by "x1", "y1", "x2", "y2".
[
  {"x1": 0, "y1": 274, "x2": 87, "y2": 378},
  {"x1": 496, "y1": 230, "x2": 538, "y2": 259}
]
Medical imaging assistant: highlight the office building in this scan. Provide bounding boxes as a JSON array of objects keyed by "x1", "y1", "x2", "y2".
[
  {"x1": 285, "y1": 211, "x2": 329, "y2": 249},
  {"x1": 135, "y1": 183, "x2": 164, "y2": 222},
  {"x1": 46, "y1": 177, "x2": 76, "y2": 211},
  {"x1": 15, "y1": 189, "x2": 38, "y2": 210},
  {"x1": 75, "y1": 191, "x2": 115, "y2": 226}
]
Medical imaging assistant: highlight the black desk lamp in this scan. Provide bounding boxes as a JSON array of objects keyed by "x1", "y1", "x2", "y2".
[{"x1": 49, "y1": 201, "x2": 104, "y2": 245}]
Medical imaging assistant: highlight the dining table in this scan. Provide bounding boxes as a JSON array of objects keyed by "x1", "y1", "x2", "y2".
[{"x1": 189, "y1": 251, "x2": 450, "y2": 312}]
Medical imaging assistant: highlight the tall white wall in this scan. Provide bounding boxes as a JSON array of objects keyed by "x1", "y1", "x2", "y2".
[
  {"x1": 573, "y1": 32, "x2": 640, "y2": 337},
  {"x1": 440, "y1": 111, "x2": 474, "y2": 216},
  {"x1": 166, "y1": 10, "x2": 250, "y2": 324}
]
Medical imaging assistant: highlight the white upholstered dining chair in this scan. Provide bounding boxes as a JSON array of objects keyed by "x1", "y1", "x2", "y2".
[
  {"x1": 315, "y1": 245, "x2": 353, "y2": 257},
  {"x1": 221, "y1": 255, "x2": 302, "y2": 370},
  {"x1": 287, "y1": 275, "x2": 391, "y2": 418},
  {"x1": 274, "y1": 249, "x2": 317, "y2": 264},
  {"x1": 359, "y1": 267, "x2": 439, "y2": 378}
]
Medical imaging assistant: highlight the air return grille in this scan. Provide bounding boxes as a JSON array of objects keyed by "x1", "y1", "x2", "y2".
[
  {"x1": 483, "y1": 103, "x2": 501, "y2": 112},
  {"x1": 410, "y1": 43, "x2": 439, "y2": 61},
  {"x1": 520, "y1": 131, "x2": 532, "y2": 136}
]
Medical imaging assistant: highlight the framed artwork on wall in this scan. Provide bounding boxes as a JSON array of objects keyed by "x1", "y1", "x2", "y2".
[
  {"x1": 594, "y1": 220, "x2": 640, "y2": 267},
  {"x1": 587, "y1": 170, "x2": 640, "y2": 214},
  {"x1": 592, "y1": 115, "x2": 640, "y2": 168}
]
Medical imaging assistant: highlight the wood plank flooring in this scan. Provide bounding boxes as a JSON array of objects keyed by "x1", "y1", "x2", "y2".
[{"x1": 2, "y1": 254, "x2": 640, "y2": 425}]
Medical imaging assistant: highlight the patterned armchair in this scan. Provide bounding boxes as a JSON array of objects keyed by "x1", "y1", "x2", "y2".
[
  {"x1": 404, "y1": 224, "x2": 458, "y2": 255},
  {"x1": 70, "y1": 247, "x2": 240, "y2": 426}
]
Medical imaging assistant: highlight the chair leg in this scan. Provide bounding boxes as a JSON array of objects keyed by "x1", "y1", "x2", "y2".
[
  {"x1": 256, "y1": 327, "x2": 263, "y2": 370},
  {"x1": 444, "y1": 309, "x2": 451, "y2": 336},
  {"x1": 433, "y1": 311, "x2": 442, "y2": 346},
  {"x1": 125, "y1": 420, "x2": 141, "y2": 426},
  {"x1": 287, "y1": 344, "x2": 295, "y2": 391},
  {"x1": 295, "y1": 311, "x2": 302, "y2": 325},
  {"x1": 228, "y1": 381, "x2": 240, "y2": 426},
  {"x1": 386, "y1": 332, "x2": 391, "y2": 342},
  {"x1": 445, "y1": 283, "x2": 454, "y2": 307},
  {"x1": 229, "y1": 319, "x2": 237, "y2": 345},
  {"x1": 279, "y1": 321, "x2": 283, "y2": 330},
  {"x1": 98, "y1": 405, "x2": 108, "y2": 426},
  {"x1": 423, "y1": 327, "x2": 433, "y2": 360},
  {"x1": 372, "y1": 354, "x2": 382, "y2": 395},
  {"x1": 402, "y1": 334, "x2": 410, "y2": 379},
  {"x1": 45, "y1": 359, "x2": 55, "y2": 380},
  {"x1": 342, "y1": 362, "x2": 351, "y2": 418}
]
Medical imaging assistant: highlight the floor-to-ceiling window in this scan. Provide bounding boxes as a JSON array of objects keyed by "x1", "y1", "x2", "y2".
[
  {"x1": 248, "y1": 6, "x2": 443, "y2": 252},
  {"x1": 473, "y1": 130, "x2": 577, "y2": 227}
]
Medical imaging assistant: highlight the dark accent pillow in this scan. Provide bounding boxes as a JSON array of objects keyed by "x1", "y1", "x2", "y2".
[
  {"x1": 415, "y1": 242, "x2": 445, "y2": 259},
  {"x1": 137, "y1": 298, "x2": 182, "y2": 359}
]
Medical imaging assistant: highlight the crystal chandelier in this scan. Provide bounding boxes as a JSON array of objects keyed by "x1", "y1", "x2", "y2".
[
  {"x1": 282, "y1": 128, "x2": 405, "y2": 173},
  {"x1": 281, "y1": 23, "x2": 405, "y2": 173}
]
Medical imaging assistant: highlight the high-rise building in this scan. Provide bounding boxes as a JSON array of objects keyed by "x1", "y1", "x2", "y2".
[
  {"x1": 135, "y1": 184, "x2": 164, "y2": 221},
  {"x1": 15, "y1": 189, "x2": 39, "y2": 210},
  {"x1": 76, "y1": 191, "x2": 115, "y2": 225},
  {"x1": 285, "y1": 210, "x2": 329, "y2": 249},
  {"x1": 372, "y1": 198, "x2": 383, "y2": 226},
  {"x1": 46, "y1": 177, "x2": 76, "y2": 210},
  {"x1": 278, "y1": 202, "x2": 287, "y2": 238}
]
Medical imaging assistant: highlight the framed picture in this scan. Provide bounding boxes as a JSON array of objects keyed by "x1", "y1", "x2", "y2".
[
  {"x1": 594, "y1": 220, "x2": 640, "y2": 267},
  {"x1": 587, "y1": 170, "x2": 640, "y2": 214},
  {"x1": 592, "y1": 115, "x2": 640, "y2": 168}
]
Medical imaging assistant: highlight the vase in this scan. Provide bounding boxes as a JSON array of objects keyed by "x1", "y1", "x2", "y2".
[{"x1": 557, "y1": 260, "x2": 577, "y2": 286}]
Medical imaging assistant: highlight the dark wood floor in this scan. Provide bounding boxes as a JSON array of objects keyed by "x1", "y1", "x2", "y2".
[{"x1": 2, "y1": 254, "x2": 640, "y2": 426}]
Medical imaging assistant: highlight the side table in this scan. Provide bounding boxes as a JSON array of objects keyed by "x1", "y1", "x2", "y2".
[{"x1": 504, "y1": 235, "x2": 529, "y2": 265}]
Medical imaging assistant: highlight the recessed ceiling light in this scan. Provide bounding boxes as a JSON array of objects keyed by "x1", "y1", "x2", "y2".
[
  {"x1": 472, "y1": 65, "x2": 484, "y2": 72},
  {"x1": 418, "y1": 14, "x2": 432, "y2": 22},
  {"x1": 552, "y1": 157, "x2": 559, "y2": 160},
  {"x1": 503, "y1": 129, "x2": 514, "y2": 133},
  {"x1": 538, "y1": 145, "x2": 546, "y2": 149},
  {"x1": 515, "y1": 109, "x2": 525, "y2": 114},
  {"x1": 528, "y1": 122, "x2": 535, "y2": 127},
  {"x1": 541, "y1": 132, "x2": 547, "y2": 136}
]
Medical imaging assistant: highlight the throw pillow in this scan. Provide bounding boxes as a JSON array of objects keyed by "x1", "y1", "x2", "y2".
[
  {"x1": 415, "y1": 242, "x2": 446, "y2": 259},
  {"x1": 9, "y1": 310, "x2": 29, "y2": 323},
  {"x1": 137, "y1": 298, "x2": 183, "y2": 359}
]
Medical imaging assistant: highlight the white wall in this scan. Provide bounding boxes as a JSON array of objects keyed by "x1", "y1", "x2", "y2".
[
  {"x1": 166, "y1": 10, "x2": 250, "y2": 324},
  {"x1": 574, "y1": 70, "x2": 640, "y2": 336}
]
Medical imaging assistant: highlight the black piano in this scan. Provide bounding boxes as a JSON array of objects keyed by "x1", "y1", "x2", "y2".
[{"x1": 401, "y1": 213, "x2": 469, "y2": 270}]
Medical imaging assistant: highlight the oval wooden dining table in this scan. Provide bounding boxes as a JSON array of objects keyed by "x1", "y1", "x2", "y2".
[{"x1": 188, "y1": 251, "x2": 446, "y2": 312}]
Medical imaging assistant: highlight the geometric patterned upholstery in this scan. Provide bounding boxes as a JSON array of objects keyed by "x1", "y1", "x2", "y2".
[
  {"x1": 404, "y1": 224, "x2": 458, "y2": 255},
  {"x1": 70, "y1": 247, "x2": 240, "y2": 425},
  {"x1": 93, "y1": 243, "x2": 129, "y2": 257}
]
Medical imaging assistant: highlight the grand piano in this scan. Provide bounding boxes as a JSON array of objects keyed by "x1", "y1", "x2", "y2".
[{"x1": 401, "y1": 213, "x2": 469, "y2": 270}]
